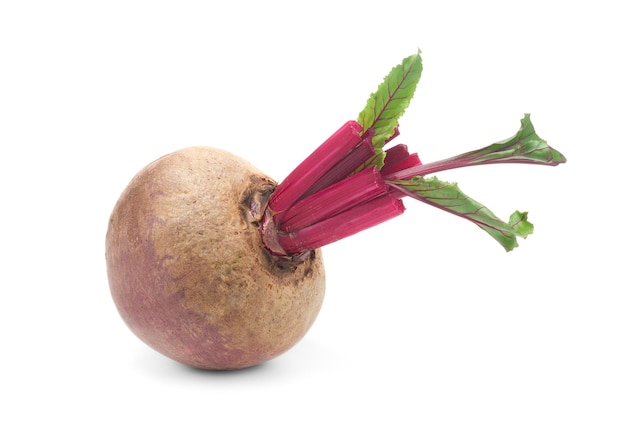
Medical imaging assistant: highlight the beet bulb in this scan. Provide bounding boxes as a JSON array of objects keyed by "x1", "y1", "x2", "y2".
[{"x1": 106, "y1": 147, "x2": 325, "y2": 370}]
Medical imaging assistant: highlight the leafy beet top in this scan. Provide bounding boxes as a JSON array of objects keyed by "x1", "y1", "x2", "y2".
[{"x1": 259, "y1": 51, "x2": 566, "y2": 258}]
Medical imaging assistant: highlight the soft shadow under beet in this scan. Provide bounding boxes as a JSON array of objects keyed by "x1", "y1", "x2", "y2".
[
  {"x1": 176, "y1": 360, "x2": 272, "y2": 377},
  {"x1": 132, "y1": 345, "x2": 279, "y2": 380}
]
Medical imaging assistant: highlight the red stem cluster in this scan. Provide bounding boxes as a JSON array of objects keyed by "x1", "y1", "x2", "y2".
[{"x1": 260, "y1": 120, "x2": 422, "y2": 257}]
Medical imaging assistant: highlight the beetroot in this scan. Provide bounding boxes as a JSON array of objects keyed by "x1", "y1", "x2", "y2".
[{"x1": 106, "y1": 52, "x2": 566, "y2": 370}]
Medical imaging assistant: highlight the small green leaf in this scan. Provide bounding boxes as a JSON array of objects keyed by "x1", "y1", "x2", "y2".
[
  {"x1": 450, "y1": 114, "x2": 567, "y2": 167},
  {"x1": 390, "y1": 176, "x2": 532, "y2": 251},
  {"x1": 357, "y1": 51, "x2": 423, "y2": 167},
  {"x1": 508, "y1": 210, "x2": 534, "y2": 238},
  {"x1": 384, "y1": 114, "x2": 567, "y2": 180}
]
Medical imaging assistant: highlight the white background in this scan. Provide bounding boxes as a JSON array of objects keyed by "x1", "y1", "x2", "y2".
[{"x1": 1, "y1": 1, "x2": 624, "y2": 444}]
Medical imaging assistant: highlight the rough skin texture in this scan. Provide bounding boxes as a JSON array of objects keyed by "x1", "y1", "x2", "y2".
[{"x1": 106, "y1": 147, "x2": 325, "y2": 370}]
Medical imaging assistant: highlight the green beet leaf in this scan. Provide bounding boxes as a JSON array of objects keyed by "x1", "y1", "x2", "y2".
[
  {"x1": 442, "y1": 114, "x2": 566, "y2": 168},
  {"x1": 357, "y1": 51, "x2": 423, "y2": 168},
  {"x1": 389, "y1": 176, "x2": 534, "y2": 251}
]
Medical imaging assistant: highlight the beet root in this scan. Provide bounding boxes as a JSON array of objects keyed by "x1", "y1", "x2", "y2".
[{"x1": 105, "y1": 147, "x2": 325, "y2": 370}]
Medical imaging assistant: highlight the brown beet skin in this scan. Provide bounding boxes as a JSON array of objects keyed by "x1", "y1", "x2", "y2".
[{"x1": 106, "y1": 147, "x2": 325, "y2": 370}]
